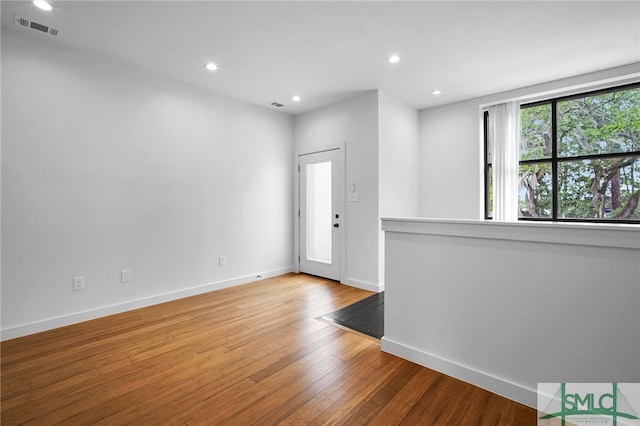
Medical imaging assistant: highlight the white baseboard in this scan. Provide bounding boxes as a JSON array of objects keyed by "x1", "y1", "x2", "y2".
[
  {"x1": 1, "y1": 266, "x2": 293, "y2": 341},
  {"x1": 381, "y1": 337, "x2": 537, "y2": 408},
  {"x1": 341, "y1": 277, "x2": 384, "y2": 293}
]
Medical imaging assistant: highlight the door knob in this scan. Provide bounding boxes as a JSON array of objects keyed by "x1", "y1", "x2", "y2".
[{"x1": 333, "y1": 223, "x2": 339, "y2": 228}]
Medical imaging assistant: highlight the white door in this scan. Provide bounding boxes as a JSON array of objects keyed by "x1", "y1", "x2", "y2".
[{"x1": 299, "y1": 149, "x2": 343, "y2": 281}]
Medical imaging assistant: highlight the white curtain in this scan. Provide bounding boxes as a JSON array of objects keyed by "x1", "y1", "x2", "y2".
[{"x1": 488, "y1": 101, "x2": 520, "y2": 221}]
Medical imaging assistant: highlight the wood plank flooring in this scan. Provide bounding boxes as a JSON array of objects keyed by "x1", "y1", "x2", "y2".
[{"x1": 1, "y1": 273, "x2": 535, "y2": 425}]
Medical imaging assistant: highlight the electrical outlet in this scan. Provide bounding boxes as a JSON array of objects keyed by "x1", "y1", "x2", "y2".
[
  {"x1": 219, "y1": 256, "x2": 226, "y2": 266},
  {"x1": 121, "y1": 269, "x2": 131, "y2": 283},
  {"x1": 73, "y1": 276, "x2": 85, "y2": 291}
]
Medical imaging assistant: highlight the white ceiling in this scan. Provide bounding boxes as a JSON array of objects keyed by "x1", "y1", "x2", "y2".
[{"x1": 2, "y1": 1, "x2": 639, "y2": 115}]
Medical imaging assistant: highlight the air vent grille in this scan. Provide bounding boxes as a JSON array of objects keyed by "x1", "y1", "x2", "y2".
[
  {"x1": 271, "y1": 102, "x2": 284, "y2": 108},
  {"x1": 14, "y1": 15, "x2": 59, "y2": 37},
  {"x1": 16, "y1": 16, "x2": 29, "y2": 27},
  {"x1": 30, "y1": 21, "x2": 49, "y2": 33}
]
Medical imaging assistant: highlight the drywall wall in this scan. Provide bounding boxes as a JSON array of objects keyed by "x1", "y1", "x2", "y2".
[
  {"x1": 293, "y1": 91, "x2": 419, "y2": 291},
  {"x1": 382, "y1": 218, "x2": 640, "y2": 407},
  {"x1": 418, "y1": 101, "x2": 480, "y2": 218},
  {"x1": 418, "y1": 63, "x2": 640, "y2": 219},
  {"x1": 1, "y1": 30, "x2": 294, "y2": 338},
  {"x1": 378, "y1": 91, "x2": 419, "y2": 219},
  {"x1": 294, "y1": 92, "x2": 381, "y2": 291},
  {"x1": 378, "y1": 91, "x2": 419, "y2": 286}
]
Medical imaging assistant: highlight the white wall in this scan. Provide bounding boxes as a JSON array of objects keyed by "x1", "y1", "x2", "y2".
[
  {"x1": 1, "y1": 30, "x2": 294, "y2": 338},
  {"x1": 382, "y1": 218, "x2": 640, "y2": 407},
  {"x1": 419, "y1": 101, "x2": 480, "y2": 218},
  {"x1": 294, "y1": 92, "x2": 381, "y2": 291},
  {"x1": 378, "y1": 91, "x2": 419, "y2": 286},
  {"x1": 294, "y1": 91, "x2": 419, "y2": 291},
  {"x1": 418, "y1": 63, "x2": 640, "y2": 219},
  {"x1": 378, "y1": 91, "x2": 419, "y2": 218},
  {"x1": 389, "y1": 64, "x2": 640, "y2": 407}
]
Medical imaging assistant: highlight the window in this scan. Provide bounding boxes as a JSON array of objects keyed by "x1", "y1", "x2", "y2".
[{"x1": 485, "y1": 83, "x2": 640, "y2": 223}]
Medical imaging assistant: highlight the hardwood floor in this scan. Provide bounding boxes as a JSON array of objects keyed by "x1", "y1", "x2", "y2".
[{"x1": 1, "y1": 273, "x2": 535, "y2": 425}]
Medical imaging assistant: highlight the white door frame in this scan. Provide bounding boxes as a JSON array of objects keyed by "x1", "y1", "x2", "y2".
[{"x1": 293, "y1": 142, "x2": 346, "y2": 282}]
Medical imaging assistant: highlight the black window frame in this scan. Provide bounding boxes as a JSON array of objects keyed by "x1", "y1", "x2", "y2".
[{"x1": 484, "y1": 82, "x2": 640, "y2": 224}]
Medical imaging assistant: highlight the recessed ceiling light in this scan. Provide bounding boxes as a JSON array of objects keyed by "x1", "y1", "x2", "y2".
[
  {"x1": 431, "y1": 89, "x2": 442, "y2": 95},
  {"x1": 33, "y1": 0, "x2": 52, "y2": 11},
  {"x1": 292, "y1": 95, "x2": 301, "y2": 102},
  {"x1": 205, "y1": 63, "x2": 218, "y2": 71},
  {"x1": 388, "y1": 55, "x2": 400, "y2": 64}
]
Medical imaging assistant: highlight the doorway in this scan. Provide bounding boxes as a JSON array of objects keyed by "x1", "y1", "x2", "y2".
[{"x1": 298, "y1": 148, "x2": 344, "y2": 281}]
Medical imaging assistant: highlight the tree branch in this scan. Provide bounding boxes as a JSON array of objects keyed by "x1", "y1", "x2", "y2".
[{"x1": 613, "y1": 189, "x2": 640, "y2": 219}]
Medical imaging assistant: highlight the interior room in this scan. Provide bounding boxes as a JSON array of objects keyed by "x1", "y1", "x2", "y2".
[{"x1": 2, "y1": 1, "x2": 639, "y2": 424}]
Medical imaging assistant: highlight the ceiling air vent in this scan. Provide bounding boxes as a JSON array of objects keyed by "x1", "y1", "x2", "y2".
[
  {"x1": 14, "y1": 15, "x2": 59, "y2": 37},
  {"x1": 271, "y1": 102, "x2": 284, "y2": 108}
]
